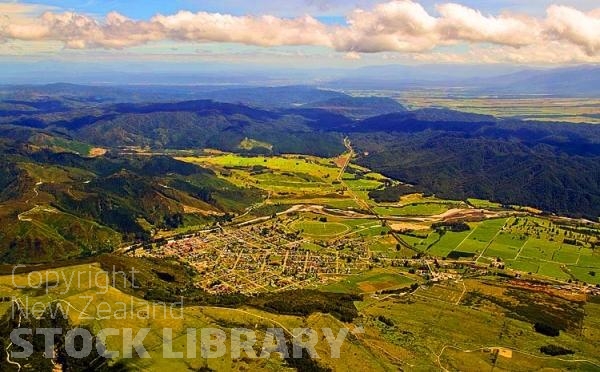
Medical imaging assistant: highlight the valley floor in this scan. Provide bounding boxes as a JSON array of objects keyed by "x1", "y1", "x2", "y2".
[{"x1": 2, "y1": 148, "x2": 600, "y2": 371}]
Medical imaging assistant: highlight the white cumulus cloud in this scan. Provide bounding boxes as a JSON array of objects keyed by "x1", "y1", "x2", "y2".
[
  {"x1": 153, "y1": 11, "x2": 331, "y2": 47},
  {"x1": 545, "y1": 5, "x2": 600, "y2": 55},
  {"x1": 436, "y1": 3, "x2": 539, "y2": 47},
  {"x1": 0, "y1": 1, "x2": 600, "y2": 63}
]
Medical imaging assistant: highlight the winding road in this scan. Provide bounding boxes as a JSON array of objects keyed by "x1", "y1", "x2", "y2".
[{"x1": 6, "y1": 299, "x2": 23, "y2": 371}]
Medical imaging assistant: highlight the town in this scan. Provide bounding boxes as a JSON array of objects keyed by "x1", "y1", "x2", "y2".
[{"x1": 131, "y1": 218, "x2": 374, "y2": 294}]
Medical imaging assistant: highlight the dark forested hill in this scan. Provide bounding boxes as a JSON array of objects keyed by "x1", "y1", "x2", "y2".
[
  {"x1": 0, "y1": 99, "x2": 346, "y2": 157},
  {"x1": 347, "y1": 111, "x2": 600, "y2": 219},
  {"x1": 354, "y1": 109, "x2": 496, "y2": 133},
  {"x1": 71, "y1": 108, "x2": 344, "y2": 157},
  {"x1": 302, "y1": 96, "x2": 406, "y2": 119}
]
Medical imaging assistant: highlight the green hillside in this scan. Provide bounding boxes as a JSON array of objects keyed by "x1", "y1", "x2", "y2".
[{"x1": 0, "y1": 143, "x2": 264, "y2": 263}]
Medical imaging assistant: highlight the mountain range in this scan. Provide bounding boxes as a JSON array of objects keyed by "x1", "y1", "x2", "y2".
[{"x1": 2, "y1": 64, "x2": 600, "y2": 96}]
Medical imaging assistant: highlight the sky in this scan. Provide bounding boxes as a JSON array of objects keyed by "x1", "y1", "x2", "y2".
[{"x1": 0, "y1": 0, "x2": 599, "y2": 70}]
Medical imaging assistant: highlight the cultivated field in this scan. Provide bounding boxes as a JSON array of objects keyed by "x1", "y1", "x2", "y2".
[
  {"x1": 398, "y1": 216, "x2": 600, "y2": 284},
  {"x1": 398, "y1": 91, "x2": 600, "y2": 124}
]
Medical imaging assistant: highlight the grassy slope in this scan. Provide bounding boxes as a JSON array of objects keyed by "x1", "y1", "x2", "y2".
[{"x1": 1, "y1": 263, "x2": 598, "y2": 371}]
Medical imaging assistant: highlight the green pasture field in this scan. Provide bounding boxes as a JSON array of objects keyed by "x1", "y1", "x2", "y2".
[
  {"x1": 335, "y1": 218, "x2": 380, "y2": 229},
  {"x1": 415, "y1": 215, "x2": 600, "y2": 284},
  {"x1": 349, "y1": 189, "x2": 373, "y2": 204},
  {"x1": 300, "y1": 241, "x2": 323, "y2": 251},
  {"x1": 269, "y1": 197, "x2": 361, "y2": 209},
  {"x1": 321, "y1": 269, "x2": 415, "y2": 294},
  {"x1": 397, "y1": 234, "x2": 423, "y2": 248},
  {"x1": 482, "y1": 242, "x2": 520, "y2": 261},
  {"x1": 419, "y1": 232, "x2": 442, "y2": 249},
  {"x1": 253, "y1": 172, "x2": 325, "y2": 186},
  {"x1": 374, "y1": 202, "x2": 455, "y2": 216},
  {"x1": 468, "y1": 218, "x2": 507, "y2": 242},
  {"x1": 369, "y1": 235, "x2": 399, "y2": 252},
  {"x1": 537, "y1": 262, "x2": 571, "y2": 280},
  {"x1": 450, "y1": 218, "x2": 508, "y2": 254},
  {"x1": 467, "y1": 198, "x2": 503, "y2": 209},
  {"x1": 179, "y1": 153, "x2": 340, "y2": 178},
  {"x1": 567, "y1": 266, "x2": 600, "y2": 285},
  {"x1": 178, "y1": 153, "x2": 352, "y2": 199},
  {"x1": 505, "y1": 251, "x2": 600, "y2": 284},
  {"x1": 554, "y1": 248, "x2": 580, "y2": 264},
  {"x1": 520, "y1": 238, "x2": 562, "y2": 260},
  {"x1": 38, "y1": 136, "x2": 95, "y2": 156},
  {"x1": 492, "y1": 231, "x2": 526, "y2": 249},
  {"x1": 292, "y1": 220, "x2": 350, "y2": 237},
  {"x1": 505, "y1": 258, "x2": 540, "y2": 274},
  {"x1": 455, "y1": 239, "x2": 487, "y2": 254},
  {"x1": 249, "y1": 171, "x2": 335, "y2": 193},
  {"x1": 414, "y1": 282, "x2": 465, "y2": 303},
  {"x1": 427, "y1": 230, "x2": 472, "y2": 257},
  {"x1": 578, "y1": 253, "x2": 600, "y2": 268},
  {"x1": 399, "y1": 93, "x2": 600, "y2": 124},
  {"x1": 343, "y1": 178, "x2": 384, "y2": 190},
  {"x1": 356, "y1": 225, "x2": 389, "y2": 238}
]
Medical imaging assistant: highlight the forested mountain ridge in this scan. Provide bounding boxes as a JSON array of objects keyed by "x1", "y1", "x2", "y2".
[
  {"x1": 301, "y1": 96, "x2": 406, "y2": 119},
  {"x1": 1, "y1": 99, "x2": 347, "y2": 157},
  {"x1": 352, "y1": 132, "x2": 600, "y2": 219}
]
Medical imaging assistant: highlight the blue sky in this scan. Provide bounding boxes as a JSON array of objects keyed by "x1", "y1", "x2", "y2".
[
  {"x1": 17, "y1": 0, "x2": 600, "y2": 18},
  {"x1": 16, "y1": 0, "x2": 370, "y2": 18}
]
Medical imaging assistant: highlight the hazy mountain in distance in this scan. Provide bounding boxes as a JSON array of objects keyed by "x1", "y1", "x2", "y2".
[
  {"x1": 327, "y1": 65, "x2": 600, "y2": 97},
  {"x1": 472, "y1": 65, "x2": 600, "y2": 96},
  {"x1": 324, "y1": 64, "x2": 527, "y2": 89},
  {"x1": 194, "y1": 86, "x2": 347, "y2": 108},
  {"x1": 0, "y1": 83, "x2": 404, "y2": 115},
  {"x1": 0, "y1": 84, "x2": 343, "y2": 107},
  {"x1": 4, "y1": 62, "x2": 600, "y2": 97},
  {"x1": 0, "y1": 60, "x2": 347, "y2": 85}
]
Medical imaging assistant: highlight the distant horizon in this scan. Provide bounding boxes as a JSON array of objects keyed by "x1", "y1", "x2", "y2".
[{"x1": 1, "y1": 61, "x2": 599, "y2": 86}]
